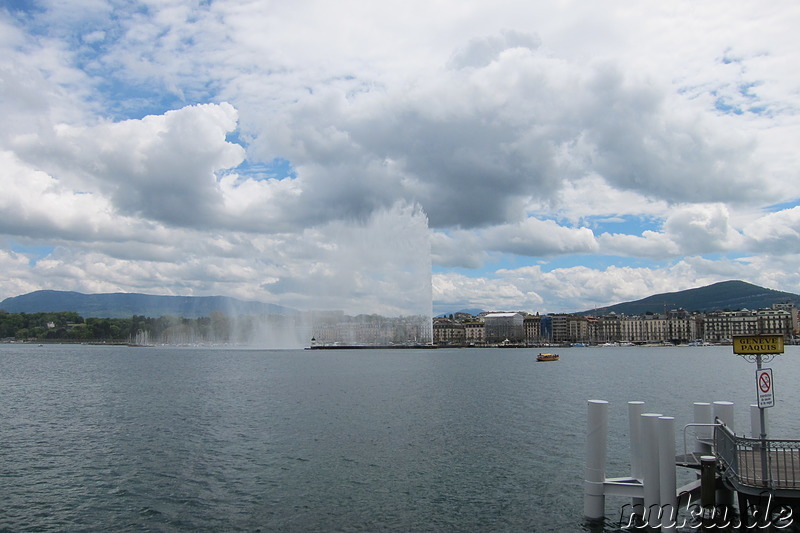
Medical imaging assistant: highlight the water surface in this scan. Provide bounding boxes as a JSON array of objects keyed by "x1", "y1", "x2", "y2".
[{"x1": 2, "y1": 344, "x2": 798, "y2": 531}]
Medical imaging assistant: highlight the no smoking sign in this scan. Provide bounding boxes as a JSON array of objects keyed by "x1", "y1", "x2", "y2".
[{"x1": 756, "y1": 368, "x2": 775, "y2": 408}]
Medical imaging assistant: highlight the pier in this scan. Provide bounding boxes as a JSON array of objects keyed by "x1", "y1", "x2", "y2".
[
  {"x1": 584, "y1": 334, "x2": 798, "y2": 529},
  {"x1": 716, "y1": 427, "x2": 800, "y2": 492},
  {"x1": 584, "y1": 399, "x2": 800, "y2": 530}
]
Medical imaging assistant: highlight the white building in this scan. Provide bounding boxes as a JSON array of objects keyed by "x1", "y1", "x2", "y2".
[{"x1": 483, "y1": 312, "x2": 524, "y2": 344}]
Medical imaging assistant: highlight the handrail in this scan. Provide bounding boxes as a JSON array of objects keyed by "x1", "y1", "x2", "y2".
[
  {"x1": 714, "y1": 423, "x2": 739, "y2": 481},
  {"x1": 681, "y1": 422, "x2": 721, "y2": 464},
  {"x1": 715, "y1": 423, "x2": 800, "y2": 491}
]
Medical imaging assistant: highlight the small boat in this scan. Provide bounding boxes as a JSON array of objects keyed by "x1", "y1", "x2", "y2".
[{"x1": 537, "y1": 352, "x2": 559, "y2": 362}]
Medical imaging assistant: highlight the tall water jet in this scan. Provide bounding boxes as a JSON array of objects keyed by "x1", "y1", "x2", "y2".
[{"x1": 232, "y1": 202, "x2": 433, "y2": 348}]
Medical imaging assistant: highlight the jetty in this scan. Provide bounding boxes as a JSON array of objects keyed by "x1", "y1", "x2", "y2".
[{"x1": 583, "y1": 334, "x2": 798, "y2": 530}]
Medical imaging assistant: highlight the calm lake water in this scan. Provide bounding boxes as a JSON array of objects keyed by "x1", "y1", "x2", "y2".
[{"x1": 2, "y1": 344, "x2": 799, "y2": 532}]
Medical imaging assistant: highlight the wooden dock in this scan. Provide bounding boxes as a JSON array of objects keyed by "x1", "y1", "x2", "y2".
[{"x1": 734, "y1": 448, "x2": 800, "y2": 491}]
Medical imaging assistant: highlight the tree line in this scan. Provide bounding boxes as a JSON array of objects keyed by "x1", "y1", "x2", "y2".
[{"x1": 0, "y1": 310, "x2": 246, "y2": 343}]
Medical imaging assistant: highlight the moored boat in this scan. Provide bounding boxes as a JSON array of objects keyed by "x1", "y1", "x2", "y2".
[{"x1": 537, "y1": 352, "x2": 559, "y2": 362}]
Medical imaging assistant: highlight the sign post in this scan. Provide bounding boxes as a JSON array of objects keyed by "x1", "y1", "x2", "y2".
[
  {"x1": 732, "y1": 335, "x2": 784, "y2": 356},
  {"x1": 756, "y1": 368, "x2": 774, "y2": 409},
  {"x1": 733, "y1": 334, "x2": 784, "y2": 485}
]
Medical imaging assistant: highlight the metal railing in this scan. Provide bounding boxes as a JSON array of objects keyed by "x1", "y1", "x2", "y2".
[
  {"x1": 681, "y1": 422, "x2": 719, "y2": 465},
  {"x1": 715, "y1": 423, "x2": 800, "y2": 491}
]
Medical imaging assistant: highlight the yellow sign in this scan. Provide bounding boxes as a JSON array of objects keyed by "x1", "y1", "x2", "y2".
[{"x1": 733, "y1": 335, "x2": 784, "y2": 355}]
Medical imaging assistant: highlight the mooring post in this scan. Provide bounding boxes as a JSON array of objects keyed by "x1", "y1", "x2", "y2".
[
  {"x1": 628, "y1": 401, "x2": 645, "y2": 480},
  {"x1": 641, "y1": 412, "x2": 663, "y2": 528},
  {"x1": 628, "y1": 401, "x2": 645, "y2": 516},
  {"x1": 658, "y1": 416, "x2": 677, "y2": 532},
  {"x1": 584, "y1": 400, "x2": 609, "y2": 522},
  {"x1": 693, "y1": 402, "x2": 713, "y2": 456},
  {"x1": 700, "y1": 455, "x2": 717, "y2": 529},
  {"x1": 750, "y1": 404, "x2": 768, "y2": 439},
  {"x1": 713, "y1": 401, "x2": 734, "y2": 430}
]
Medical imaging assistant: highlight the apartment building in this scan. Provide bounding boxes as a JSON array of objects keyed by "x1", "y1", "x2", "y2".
[
  {"x1": 702, "y1": 308, "x2": 792, "y2": 343},
  {"x1": 464, "y1": 321, "x2": 486, "y2": 345},
  {"x1": 432, "y1": 317, "x2": 466, "y2": 345},
  {"x1": 523, "y1": 315, "x2": 542, "y2": 344}
]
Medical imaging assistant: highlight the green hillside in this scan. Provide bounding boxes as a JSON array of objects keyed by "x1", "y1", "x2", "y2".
[
  {"x1": 583, "y1": 280, "x2": 800, "y2": 316},
  {"x1": 0, "y1": 290, "x2": 296, "y2": 319}
]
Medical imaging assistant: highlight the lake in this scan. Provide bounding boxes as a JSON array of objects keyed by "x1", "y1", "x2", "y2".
[{"x1": 2, "y1": 344, "x2": 799, "y2": 531}]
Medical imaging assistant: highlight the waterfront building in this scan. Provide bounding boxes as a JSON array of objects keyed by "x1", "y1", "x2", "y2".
[
  {"x1": 548, "y1": 314, "x2": 570, "y2": 344},
  {"x1": 703, "y1": 310, "x2": 756, "y2": 343},
  {"x1": 567, "y1": 315, "x2": 592, "y2": 344},
  {"x1": 463, "y1": 321, "x2": 485, "y2": 345},
  {"x1": 523, "y1": 314, "x2": 542, "y2": 344},
  {"x1": 618, "y1": 314, "x2": 656, "y2": 344},
  {"x1": 756, "y1": 308, "x2": 793, "y2": 337},
  {"x1": 429, "y1": 303, "x2": 796, "y2": 347},
  {"x1": 771, "y1": 303, "x2": 799, "y2": 334},
  {"x1": 432, "y1": 317, "x2": 466, "y2": 346},
  {"x1": 699, "y1": 308, "x2": 792, "y2": 343},
  {"x1": 584, "y1": 316, "x2": 599, "y2": 344},
  {"x1": 595, "y1": 314, "x2": 621, "y2": 344},
  {"x1": 539, "y1": 315, "x2": 553, "y2": 343},
  {"x1": 665, "y1": 308, "x2": 695, "y2": 344},
  {"x1": 483, "y1": 312, "x2": 524, "y2": 344}
]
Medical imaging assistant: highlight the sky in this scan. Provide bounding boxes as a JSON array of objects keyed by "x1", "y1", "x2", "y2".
[{"x1": 1, "y1": 1, "x2": 799, "y2": 317}]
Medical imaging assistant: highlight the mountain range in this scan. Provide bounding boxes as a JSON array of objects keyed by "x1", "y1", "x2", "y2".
[
  {"x1": 0, "y1": 290, "x2": 296, "y2": 319},
  {"x1": 1, "y1": 280, "x2": 798, "y2": 319}
]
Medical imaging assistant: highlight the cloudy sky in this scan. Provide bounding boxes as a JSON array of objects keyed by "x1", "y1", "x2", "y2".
[{"x1": 2, "y1": 1, "x2": 799, "y2": 317}]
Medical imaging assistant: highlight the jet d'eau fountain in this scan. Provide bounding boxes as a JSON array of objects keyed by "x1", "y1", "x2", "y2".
[
  {"x1": 0, "y1": 203, "x2": 433, "y2": 348},
  {"x1": 219, "y1": 202, "x2": 433, "y2": 349}
]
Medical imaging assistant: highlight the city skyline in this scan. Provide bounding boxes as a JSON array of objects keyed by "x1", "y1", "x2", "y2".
[{"x1": 2, "y1": 2, "x2": 800, "y2": 317}]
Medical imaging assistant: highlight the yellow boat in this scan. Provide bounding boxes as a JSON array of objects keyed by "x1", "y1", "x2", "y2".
[{"x1": 537, "y1": 352, "x2": 559, "y2": 362}]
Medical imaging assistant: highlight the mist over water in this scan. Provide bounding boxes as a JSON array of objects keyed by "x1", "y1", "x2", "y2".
[{"x1": 222, "y1": 202, "x2": 433, "y2": 349}]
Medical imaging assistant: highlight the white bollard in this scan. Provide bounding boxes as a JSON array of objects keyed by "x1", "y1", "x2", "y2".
[
  {"x1": 750, "y1": 404, "x2": 768, "y2": 439},
  {"x1": 693, "y1": 402, "x2": 713, "y2": 455},
  {"x1": 584, "y1": 400, "x2": 609, "y2": 521},
  {"x1": 713, "y1": 401, "x2": 734, "y2": 430},
  {"x1": 641, "y1": 412, "x2": 663, "y2": 528},
  {"x1": 628, "y1": 401, "x2": 645, "y2": 480},
  {"x1": 658, "y1": 416, "x2": 677, "y2": 532},
  {"x1": 628, "y1": 401, "x2": 646, "y2": 516}
]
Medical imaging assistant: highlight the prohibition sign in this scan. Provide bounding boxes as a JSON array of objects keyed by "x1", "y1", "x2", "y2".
[
  {"x1": 756, "y1": 368, "x2": 774, "y2": 408},
  {"x1": 759, "y1": 372, "x2": 771, "y2": 393}
]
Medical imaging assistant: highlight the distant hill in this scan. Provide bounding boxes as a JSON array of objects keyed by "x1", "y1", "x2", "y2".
[
  {"x1": 0, "y1": 290, "x2": 297, "y2": 319},
  {"x1": 435, "y1": 308, "x2": 485, "y2": 318},
  {"x1": 581, "y1": 280, "x2": 800, "y2": 316}
]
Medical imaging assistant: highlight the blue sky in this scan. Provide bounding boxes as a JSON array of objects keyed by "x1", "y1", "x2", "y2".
[{"x1": 2, "y1": 1, "x2": 800, "y2": 317}]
